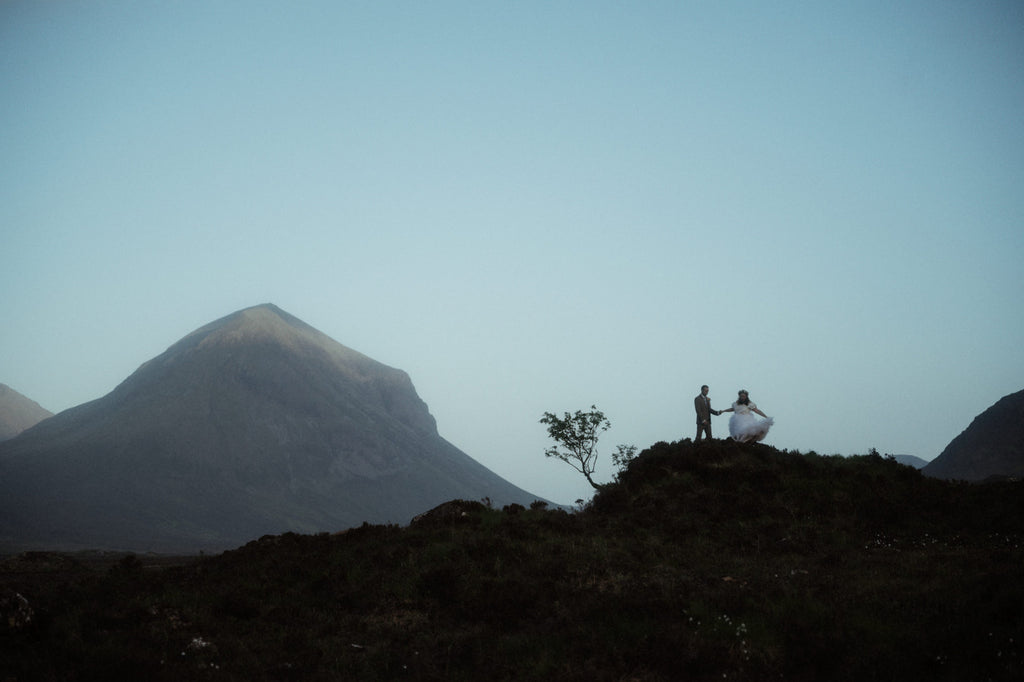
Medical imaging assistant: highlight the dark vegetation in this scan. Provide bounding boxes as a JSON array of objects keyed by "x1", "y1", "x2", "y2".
[{"x1": 2, "y1": 439, "x2": 1022, "y2": 681}]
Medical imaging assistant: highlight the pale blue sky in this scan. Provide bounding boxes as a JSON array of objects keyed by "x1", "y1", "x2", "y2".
[{"x1": 2, "y1": 1, "x2": 1023, "y2": 505}]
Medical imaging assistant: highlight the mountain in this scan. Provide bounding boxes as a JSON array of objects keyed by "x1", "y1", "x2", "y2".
[
  {"x1": 0, "y1": 384, "x2": 52, "y2": 441},
  {"x1": 0, "y1": 304, "x2": 543, "y2": 553},
  {"x1": 923, "y1": 389, "x2": 1024, "y2": 481},
  {"x1": 892, "y1": 454, "x2": 929, "y2": 469}
]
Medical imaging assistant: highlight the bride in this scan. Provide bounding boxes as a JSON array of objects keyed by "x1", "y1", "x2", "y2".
[{"x1": 721, "y1": 390, "x2": 774, "y2": 443}]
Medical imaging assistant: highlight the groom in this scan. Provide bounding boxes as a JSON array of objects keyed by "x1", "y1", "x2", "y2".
[{"x1": 694, "y1": 384, "x2": 721, "y2": 442}]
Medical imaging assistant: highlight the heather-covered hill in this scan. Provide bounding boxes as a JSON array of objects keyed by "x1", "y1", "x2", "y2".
[
  {"x1": 0, "y1": 383, "x2": 52, "y2": 441},
  {"x1": 2, "y1": 439, "x2": 1021, "y2": 681}
]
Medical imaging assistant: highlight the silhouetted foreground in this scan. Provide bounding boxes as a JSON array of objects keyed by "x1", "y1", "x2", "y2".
[{"x1": 2, "y1": 440, "x2": 1022, "y2": 681}]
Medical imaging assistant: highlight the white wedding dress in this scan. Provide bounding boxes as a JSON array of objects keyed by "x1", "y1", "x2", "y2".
[{"x1": 729, "y1": 401, "x2": 774, "y2": 443}]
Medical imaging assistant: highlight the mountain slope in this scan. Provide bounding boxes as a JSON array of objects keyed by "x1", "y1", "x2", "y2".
[
  {"x1": 923, "y1": 389, "x2": 1024, "y2": 481},
  {"x1": 0, "y1": 304, "x2": 542, "y2": 553},
  {"x1": 0, "y1": 384, "x2": 52, "y2": 441}
]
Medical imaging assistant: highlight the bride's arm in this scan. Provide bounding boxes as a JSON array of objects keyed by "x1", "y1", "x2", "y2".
[{"x1": 752, "y1": 407, "x2": 768, "y2": 418}]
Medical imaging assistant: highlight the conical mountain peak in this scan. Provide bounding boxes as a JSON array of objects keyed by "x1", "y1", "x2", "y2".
[
  {"x1": 168, "y1": 304, "x2": 370, "y2": 371},
  {"x1": 125, "y1": 304, "x2": 404, "y2": 415},
  {"x1": 185, "y1": 303, "x2": 324, "y2": 349},
  {"x1": 0, "y1": 305, "x2": 542, "y2": 553}
]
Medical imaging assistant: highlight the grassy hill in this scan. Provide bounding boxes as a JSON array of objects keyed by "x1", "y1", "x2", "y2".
[{"x1": 2, "y1": 439, "x2": 1022, "y2": 681}]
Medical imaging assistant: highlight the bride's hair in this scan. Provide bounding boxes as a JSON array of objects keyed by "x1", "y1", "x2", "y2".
[{"x1": 737, "y1": 390, "x2": 750, "y2": 406}]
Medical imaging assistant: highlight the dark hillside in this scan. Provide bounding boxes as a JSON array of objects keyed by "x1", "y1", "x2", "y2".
[
  {"x1": 599, "y1": 440, "x2": 1023, "y2": 537},
  {"x1": 2, "y1": 440, "x2": 1022, "y2": 681},
  {"x1": 924, "y1": 389, "x2": 1024, "y2": 481}
]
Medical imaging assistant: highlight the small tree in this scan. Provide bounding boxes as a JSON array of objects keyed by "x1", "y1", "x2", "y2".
[
  {"x1": 611, "y1": 443, "x2": 638, "y2": 472},
  {"x1": 539, "y1": 405, "x2": 611, "y2": 490}
]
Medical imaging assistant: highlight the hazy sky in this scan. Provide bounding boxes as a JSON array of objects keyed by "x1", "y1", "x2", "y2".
[{"x1": 3, "y1": 1, "x2": 1023, "y2": 506}]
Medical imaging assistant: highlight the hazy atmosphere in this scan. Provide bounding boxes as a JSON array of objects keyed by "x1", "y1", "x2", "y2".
[{"x1": 3, "y1": 1, "x2": 1023, "y2": 506}]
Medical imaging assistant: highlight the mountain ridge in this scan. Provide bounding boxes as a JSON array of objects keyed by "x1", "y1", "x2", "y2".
[
  {"x1": 892, "y1": 454, "x2": 929, "y2": 469},
  {"x1": 0, "y1": 383, "x2": 53, "y2": 441}
]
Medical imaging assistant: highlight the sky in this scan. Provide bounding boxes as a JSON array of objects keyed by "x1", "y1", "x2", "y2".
[{"x1": 2, "y1": 1, "x2": 1023, "y2": 506}]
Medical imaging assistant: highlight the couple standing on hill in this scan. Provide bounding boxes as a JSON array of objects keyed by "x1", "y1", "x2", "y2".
[{"x1": 694, "y1": 385, "x2": 774, "y2": 444}]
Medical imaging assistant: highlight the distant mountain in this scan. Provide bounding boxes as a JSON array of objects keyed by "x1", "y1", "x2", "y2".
[
  {"x1": 892, "y1": 454, "x2": 929, "y2": 469},
  {"x1": 0, "y1": 384, "x2": 52, "y2": 441},
  {"x1": 0, "y1": 304, "x2": 544, "y2": 553},
  {"x1": 923, "y1": 389, "x2": 1024, "y2": 482}
]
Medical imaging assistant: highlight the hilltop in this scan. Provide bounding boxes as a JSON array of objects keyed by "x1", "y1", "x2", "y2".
[{"x1": 2, "y1": 439, "x2": 1021, "y2": 681}]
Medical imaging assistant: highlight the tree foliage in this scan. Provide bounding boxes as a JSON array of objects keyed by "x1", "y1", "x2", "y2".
[
  {"x1": 611, "y1": 443, "x2": 638, "y2": 473},
  {"x1": 539, "y1": 405, "x2": 611, "y2": 490}
]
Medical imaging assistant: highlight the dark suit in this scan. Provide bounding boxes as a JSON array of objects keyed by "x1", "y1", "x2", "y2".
[{"x1": 694, "y1": 393, "x2": 717, "y2": 442}]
